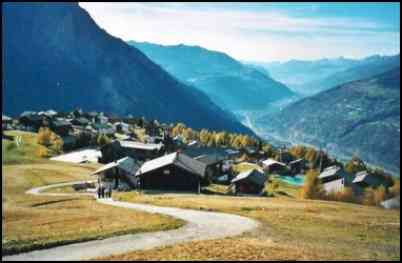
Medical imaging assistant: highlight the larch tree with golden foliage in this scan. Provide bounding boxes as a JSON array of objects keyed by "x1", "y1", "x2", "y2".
[{"x1": 300, "y1": 169, "x2": 324, "y2": 200}]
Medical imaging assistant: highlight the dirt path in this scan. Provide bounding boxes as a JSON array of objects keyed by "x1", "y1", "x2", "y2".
[{"x1": 4, "y1": 181, "x2": 259, "y2": 261}]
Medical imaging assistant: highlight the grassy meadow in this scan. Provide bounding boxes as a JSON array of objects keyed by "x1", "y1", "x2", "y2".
[
  {"x1": 104, "y1": 192, "x2": 400, "y2": 261},
  {"x1": 2, "y1": 131, "x2": 184, "y2": 255}
]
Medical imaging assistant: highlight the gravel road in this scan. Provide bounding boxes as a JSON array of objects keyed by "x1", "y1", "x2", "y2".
[{"x1": 4, "y1": 181, "x2": 259, "y2": 261}]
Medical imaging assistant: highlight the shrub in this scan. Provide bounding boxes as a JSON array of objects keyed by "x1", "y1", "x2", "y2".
[
  {"x1": 389, "y1": 179, "x2": 400, "y2": 198},
  {"x1": 363, "y1": 186, "x2": 387, "y2": 206},
  {"x1": 6, "y1": 142, "x2": 17, "y2": 151},
  {"x1": 36, "y1": 147, "x2": 50, "y2": 158},
  {"x1": 324, "y1": 187, "x2": 356, "y2": 203},
  {"x1": 37, "y1": 127, "x2": 53, "y2": 147},
  {"x1": 97, "y1": 134, "x2": 111, "y2": 146}
]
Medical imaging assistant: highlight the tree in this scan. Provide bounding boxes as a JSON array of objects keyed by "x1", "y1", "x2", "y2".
[
  {"x1": 345, "y1": 155, "x2": 366, "y2": 174},
  {"x1": 36, "y1": 147, "x2": 50, "y2": 158},
  {"x1": 37, "y1": 127, "x2": 53, "y2": 147},
  {"x1": 262, "y1": 143, "x2": 275, "y2": 158},
  {"x1": 389, "y1": 179, "x2": 400, "y2": 198},
  {"x1": 305, "y1": 147, "x2": 318, "y2": 164},
  {"x1": 363, "y1": 186, "x2": 387, "y2": 206},
  {"x1": 289, "y1": 145, "x2": 307, "y2": 159},
  {"x1": 199, "y1": 129, "x2": 210, "y2": 145},
  {"x1": 97, "y1": 134, "x2": 111, "y2": 146},
  {"x1": 299, "y1": 169, "x2": 324, "y2": 199}
]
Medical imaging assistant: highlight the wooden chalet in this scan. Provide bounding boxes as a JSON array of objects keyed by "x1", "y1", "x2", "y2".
[
  {"x1": 319, "y1": 165, "x2": 352, "y2": 193},
  {"x1": 135, "y1": 152, "x2": 207, "y2": 192},
  {"x1": 231, "y1": 169, "x2": 267, "y2": 195},
  {"x1": 194, "y1": 154, "x2": 225, "y2": 181},
  {"x1": 113, "y1": 122, "x2": 130, "y2": 134},
  {"x1": 262, "y1": 158, "x2": 288, "y2": 174},
  {"x1": 50, "y1": 119, "x2": 72, "y2": 136},
  {"x1": 99, "y1": 140, "x2": 164, "y2": 163},
  {"x1": 2, "y1": 115, "x2": 13, "y2": 130},
  {"x1": 71, "y1": 117, "x2": 90, "y2": 126},
  {"x1": 288, "y1": 158, "x2": 306, "y2": 175},
  {"x1": 19, "y1": 112, "x2": 44, "y2": 131},
  {"x1": 91, "y1": 157, "x2": 140, "y2": 190},
  {"x1": 352, "y1": 170, "x2": 386, "y2": 189}
]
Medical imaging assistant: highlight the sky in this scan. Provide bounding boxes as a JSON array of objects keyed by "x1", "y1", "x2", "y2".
[{"x1": 79, "y1": 2, "x2": 400, "y2": 62}]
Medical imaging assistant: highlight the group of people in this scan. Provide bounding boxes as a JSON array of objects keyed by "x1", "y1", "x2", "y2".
[{"x1": 97, "y1": 182, "x2": 112, "y2": 199}]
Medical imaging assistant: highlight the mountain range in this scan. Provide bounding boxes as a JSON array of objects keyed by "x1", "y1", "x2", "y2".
[
  {"x1": 256, "y1": 67, "x2": 401, "y2": 173},
  {"x1": 250, "y1": 54, "x2": 400, "y2": 96},
  {"x1": 2, "y1": 3, "x2": 254, "y2": 135},
  {"x1": 127, "y1": 41, "x2": 295, "y2": 111}
]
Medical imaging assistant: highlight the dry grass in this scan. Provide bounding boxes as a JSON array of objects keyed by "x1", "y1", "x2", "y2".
[
  {"x1": 2, "y1": 133, "x2": 184, "y2": 255},
  {"x1": 104, "y1": 192, "x2": 400, "y2": 261}
]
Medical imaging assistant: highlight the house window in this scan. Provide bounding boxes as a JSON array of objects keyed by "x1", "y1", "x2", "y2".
[{"x1": 163, "y1": 169, "x2": 170, "y2": 175}]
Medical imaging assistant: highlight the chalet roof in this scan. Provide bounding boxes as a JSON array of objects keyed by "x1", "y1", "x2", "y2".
[
  {"x1": 39, "y1": 109, "x2": 57, "y2": 116},
  {"x1": 87, "y1": 111, "x2": 99, "y2": 117},
  {"x1": 136, "y1": 152, "x2": 206, "y2": 177},
  {"x1": 20, "y1": 113, "x2": 43, "y2": 122},
  {"x1": 183, "y1": 146, "x2": 228, "y2": 160},
  {"x1": 2, "y1": 115, "x2": 12, "y2": 121},
  {"x1": 92, "y1": 157, "x2": 139, "y2": 175},
  {"x1": 119, "y1": 140, "x2": 163, "y2": 151},
  {"x1": 323, "y1": 178, "x2": 345, "y2": 193},
  {"x1": 113, "y1": 121, "x2": 129, "y2": 127},
  {"x1": 20, "y1": 111, "x2": 36, "y2": 117},
  {"x1": 52, "y1": 119, "x2": 72, "y2": 127},
  {"x1": 352, "y1": 171, "x2": 370, "y2": 184},
  {"x1": 289, "y1": 158, "x2": 304, "y2": 164},
  {"x1": 262, "y1": 158, "x2": 286, "y2": 167},
  {"x1": 194, "y1": 154, "x2": 224, "y2": 166},
  {"x1": 187, "y1": 140, "x2": 198, "y2": 146},
  {"x1": 93, "y1": 123, "x2": 112, "y2": 130},
  {"x1": 225, "y1": 149, "x2": 240, "y2": 155},
  {"x1": 231, "y1": 169, "x2": 267, "y2": 186},
  {"x1": 75, "y1": 117, "x2": 90, "y2": 124},
  {"x1": 318, "y1": 165, "x2": 343, "y2": 179}
]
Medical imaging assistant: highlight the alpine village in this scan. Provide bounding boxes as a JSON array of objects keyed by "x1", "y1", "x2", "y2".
[{"x1": 2, "y1": 2, "x2": 400, "y2": 261}]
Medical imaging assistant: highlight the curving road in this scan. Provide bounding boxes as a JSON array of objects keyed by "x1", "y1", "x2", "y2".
[{"x1": 4, "y1": 181, "x2": 259, "y2": 261}]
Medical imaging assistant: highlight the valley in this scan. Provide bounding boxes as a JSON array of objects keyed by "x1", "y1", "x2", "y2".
[{"x1": 2, "y1": 2, "x2": 400, "y2": 261}]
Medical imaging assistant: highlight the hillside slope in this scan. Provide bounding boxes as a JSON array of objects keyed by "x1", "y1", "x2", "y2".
[
  {"x1": 2, "y1": 3, "x2": 254, "y2": 135},
  {"x1": 257, "y1": 68, "x2": 401, "y2": 173},
  {"x1": 252, "y1": 54, "x2": 400, "y2": 96},
  {"x1": 128, "y1": 41, "x2": 295, "y2": 111}
]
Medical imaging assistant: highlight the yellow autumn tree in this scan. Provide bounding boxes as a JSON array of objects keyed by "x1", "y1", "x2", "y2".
[{"x1": 300, "y1": 169, "x2": 324, "y2": 200}]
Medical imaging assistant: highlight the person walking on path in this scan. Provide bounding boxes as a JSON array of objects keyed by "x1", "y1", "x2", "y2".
[
  {"x1": 108, "y1": 183, "x2": 112, "y2": 199},
  {"x1": 100, "y1": 182, "x2": 105, "y2": 198},
  {"x1": 97, "y1": 184, "x2": 101, "y2": 199}
]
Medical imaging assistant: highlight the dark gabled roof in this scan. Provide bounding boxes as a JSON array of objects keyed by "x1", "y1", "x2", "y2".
[
  {"x1": 52, "y1": 119, "x2": 72, "y2": 127},
  {"x1": 20, "y1": 111, "x2": 36, "y2": 117},
  {"x1": 289, "y1": 158, "x2": 305, "y2": 164},
  {"x1": 87, "y1": 111, "x2": 98, "y2": 117},
  {"x1": 136, "y1": 152, "x2": 206, "y2": 178},
  {"x1": 231, "y1": 169, "x2": 267, "y2": 186},
  {"x1": 72, "y1": 117, "x2": 90, "y2": 125},
  {"x1": 183, "y1": 146, "x2": 228, "y2": 160},
  {"x1": 2, "y1": 115, "x2": 12, "y2": 121},
  {"x1": 319, "y1": 165, "x2": 344, "y2": 179},
  {"x1": 19, "y1": 113, "x2": 43, "y2": 122},
  {"x1": 194, "y1": 154, "x2": 225, "y2": 166},
  {"x1": 93, "y1": 123, "x2": 111, "y2": 129}
]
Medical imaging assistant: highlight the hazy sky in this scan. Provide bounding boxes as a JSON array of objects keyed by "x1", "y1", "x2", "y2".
[{"x1": 79, "y1": 2, "x2": 400, "y2": 62}]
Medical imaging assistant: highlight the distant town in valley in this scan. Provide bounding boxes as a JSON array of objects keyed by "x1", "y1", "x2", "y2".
[{"x1": 2, "y1": 2, "x2": 400, "y2": 261}]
